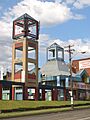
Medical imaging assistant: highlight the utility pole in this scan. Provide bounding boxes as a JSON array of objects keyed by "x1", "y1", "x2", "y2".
[{"x1": 65, "y1": 45, "x2": 75, "y2": 110}]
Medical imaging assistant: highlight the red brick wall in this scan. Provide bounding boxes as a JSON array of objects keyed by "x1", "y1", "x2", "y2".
[
  {"x1": 14, "y1": 72, "x2": 21, "y2": 79},
  {"x1": 72, "y1": 58, "x2": 90, "y2": 76},
  {"x1": 72, "y1": 60, "x2": 79, "y2": 73},
  {"x1": 84, "y1": 68, "x2": 90, "y2": 76}
]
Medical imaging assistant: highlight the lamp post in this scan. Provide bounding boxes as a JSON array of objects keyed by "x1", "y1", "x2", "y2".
[
  {"x1": 65, "y1": 45, "x2": 86, "y2": 110},
  {"x1": 69, "y1": 45, "x2": 74, "y2": 110},
  {"x1": 66, "y1": 45, "x2": 74, "y2": 110}
]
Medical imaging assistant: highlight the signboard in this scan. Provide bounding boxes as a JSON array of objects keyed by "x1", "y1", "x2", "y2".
[
  {"x1": 79, "y1": 59, "x2": 90, "y2": 70},
  {"x1": 73, "y1": 82, "x2": 86, "y2": 89},
  {"x1": 73, "y1": 82, "x2": 90, "y2": 90}
]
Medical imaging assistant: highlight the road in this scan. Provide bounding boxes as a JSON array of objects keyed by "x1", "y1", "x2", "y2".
[{"x1": 2, "y1": 108, "x2": 90, "y2": 120}]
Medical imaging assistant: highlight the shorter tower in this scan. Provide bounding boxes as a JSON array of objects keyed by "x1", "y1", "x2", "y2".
[{"x1": 41, "y1": 43, "x2": 69, "y2": 101}]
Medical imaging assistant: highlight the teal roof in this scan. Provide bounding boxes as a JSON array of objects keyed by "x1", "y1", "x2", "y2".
[
  {"x1": 76, "y1": 69, "x2": 89, "y2": 77},
  {"x1": 75, "y1": 69, "x2": 89, "y2": 82}
]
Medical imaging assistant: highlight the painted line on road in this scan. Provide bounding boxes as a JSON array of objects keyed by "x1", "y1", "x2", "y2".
[{"x1": 77, "y1": 117, "x2": 90, "y2": 120}]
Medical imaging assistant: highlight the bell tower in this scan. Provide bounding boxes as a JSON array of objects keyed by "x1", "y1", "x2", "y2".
[{"x1": 12, "y1": 13, "x2": 40, "y2": 100}]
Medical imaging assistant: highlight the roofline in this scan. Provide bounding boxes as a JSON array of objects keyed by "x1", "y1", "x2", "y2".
[{"x1": 72, "y1": 57, "x2": 90, "y2": 62}]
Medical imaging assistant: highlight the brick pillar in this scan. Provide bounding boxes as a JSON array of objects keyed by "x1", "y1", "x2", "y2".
[
  {"x1": 35, "y1": 87, "x2": 38, "y2": 101},
  {"x1": 23, "y1": 85, "x2": 28, "y2": 100},
  {"x1": 52, "y1": 88, "x2": 58, "y2": 101},
  {"x1": 52, "y1": 89, "x2": 54, "y2": 101},
  {"x1": 55, "y1": 88, "x2": 58, "y2": 100},
  {"x1": 12, "y1": 87, "x2": 15, "y2": 100},
  {"x1": 64, "y1": 88, "x2": 67, "y2": 101},
  {"x1": 42, "y1": 88, "x2": 45, "y2": 100},
  {"x1": 0, "y1": 83, "x2": 2, "y2": 100}
]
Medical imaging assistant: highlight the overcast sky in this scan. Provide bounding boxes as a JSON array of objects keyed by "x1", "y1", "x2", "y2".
[{"x1": 0, "y1": 0, "x2": 90, "y2": 69}]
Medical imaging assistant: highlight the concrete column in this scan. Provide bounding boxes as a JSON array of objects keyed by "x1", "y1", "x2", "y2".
[
  {"x1": 42, "y1": 88, "x2": 45, "y2": 100},
  {"x1": 36, "y1": 42, "x2": 38, "y2": 87},
  {"x1": 23, "y1": 38, "x2": 28, "y2": 85},
  {"x1": 12, "y1": 43, "x2": 15, "y2": 81},
  {"x1": 0, "y1": 83, "x2": 2, "y2": 100}
]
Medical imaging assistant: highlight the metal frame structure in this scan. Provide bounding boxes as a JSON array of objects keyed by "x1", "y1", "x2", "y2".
[{"x1": 13, "y1": 13, "x2": 39, "y2": 40}]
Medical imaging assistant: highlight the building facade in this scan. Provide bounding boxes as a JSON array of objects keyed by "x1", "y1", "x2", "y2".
[
  {"x1": 0, "y1": 13, "x2": 90, "y2": 101},
  {"x1": 72, "y1": 58, "x2": 90, "y2": 100},
  {"x1": 0, "y1": 43, "x2": 90, "y2": 100},
  {"x1": 40, "y1": 43, "x2": 90, "y2": 101},
  {"x1": 40, "y1": 43, "x2": 70, "y2": 101}
]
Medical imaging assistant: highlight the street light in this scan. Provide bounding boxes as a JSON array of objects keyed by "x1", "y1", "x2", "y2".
[
  {"x1": 68, "y1": 45, "x2": 74, "y2": 110},
  {"x1": 65, "y1": 45, "x2": 86, "y2": 110}
]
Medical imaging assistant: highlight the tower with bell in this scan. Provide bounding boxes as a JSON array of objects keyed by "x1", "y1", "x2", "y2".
[{"x1": 12, "y1": 13, "x2": 40, "y2": 100}]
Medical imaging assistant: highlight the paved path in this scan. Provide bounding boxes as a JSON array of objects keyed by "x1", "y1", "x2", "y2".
[{"x1": 2, "y1": 108, "x2": 90, "y2": 120}]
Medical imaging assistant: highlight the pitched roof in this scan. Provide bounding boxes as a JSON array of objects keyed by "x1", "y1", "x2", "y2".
[
  {"x1": 40, "y1": 60, "x2": 70, "y2": 76},
  {"x1": 76, "y1": 69, "x2": 89, "y2": 77},
  {"x1": 14, "y1": 13, "x2": 38, "y2": 22},
  {"x1": 47, "y1": 43, "x2": 63, "y2": 50}
]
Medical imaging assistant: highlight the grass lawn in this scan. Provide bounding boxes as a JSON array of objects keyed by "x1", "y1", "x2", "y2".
[
  {"x1": 0, "y1": 104, "x2": 90, "y2": 119},
  {"x1": 0, "y1": 100, "x2": 90, "y2": 111},
  {"x1": 0, "y1": 101, "x2": 90, "y2": 119}
]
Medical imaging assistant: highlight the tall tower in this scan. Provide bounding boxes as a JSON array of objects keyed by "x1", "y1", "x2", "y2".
[{"x1": 12, "y1": 13, "x2": 40, "y2": 100}]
